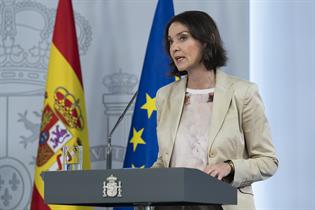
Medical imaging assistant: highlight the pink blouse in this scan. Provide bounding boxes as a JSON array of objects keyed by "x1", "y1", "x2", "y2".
[{"x1": 170, "y1": 88, "x2": 214, "y2": 171}]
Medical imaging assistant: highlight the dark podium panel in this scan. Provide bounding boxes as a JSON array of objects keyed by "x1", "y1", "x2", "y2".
[{"x1": 43, "y1": 168, "x2": 237, "y2": 207}]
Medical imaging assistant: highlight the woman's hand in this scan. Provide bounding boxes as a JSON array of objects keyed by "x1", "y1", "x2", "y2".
[{"x1": 203, "y1": 162, "x2": 232, "y2": 180}]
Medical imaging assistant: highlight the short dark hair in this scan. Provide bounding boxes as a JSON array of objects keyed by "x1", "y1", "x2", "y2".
[{"x1": 164, "y1": 11, "x2": 227, "y2": 76}]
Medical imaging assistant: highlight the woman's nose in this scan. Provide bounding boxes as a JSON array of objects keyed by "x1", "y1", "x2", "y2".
[{"x1": 170, "y1": 42, "x2": 179, "y2": 53}]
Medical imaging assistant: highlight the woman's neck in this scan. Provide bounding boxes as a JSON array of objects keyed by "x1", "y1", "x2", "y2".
[{"x1": 186, "y1": 67, "x2": 215, "y2": 89}]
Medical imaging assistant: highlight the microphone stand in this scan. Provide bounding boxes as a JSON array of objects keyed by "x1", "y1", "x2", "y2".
[{"x1": 106, "y1": 91, "x2": 138, "y2": 169}]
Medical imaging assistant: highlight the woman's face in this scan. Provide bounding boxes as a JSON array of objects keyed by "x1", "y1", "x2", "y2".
[{"x1": 168, "y1": 22, "x2": 204, "y2": 72}]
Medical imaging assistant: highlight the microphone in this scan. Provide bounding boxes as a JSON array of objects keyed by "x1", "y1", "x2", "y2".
[{"x1": 106, "y1": 90, "x2": 138, "y2": 169}]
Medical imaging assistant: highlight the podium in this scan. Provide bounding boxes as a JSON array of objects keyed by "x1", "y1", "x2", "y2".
[{"x1": 43, "y1": 168, "x2": 237, "y2": 207}]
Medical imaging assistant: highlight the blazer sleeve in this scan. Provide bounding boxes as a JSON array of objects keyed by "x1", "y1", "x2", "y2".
[
  {"x1": 151, "y1": 88, "x2": 166, "y2": 168},
  {"x1": 232, "y1": 83, "x2": 279, "y2": 188}
]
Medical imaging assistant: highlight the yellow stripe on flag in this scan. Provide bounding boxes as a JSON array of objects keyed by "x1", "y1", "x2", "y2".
[
  {"x1": 31, "y1": 1, "x2": 91, "y2": 210},
  {"x1": 32, "y1": 33, "x2": 91, "y2": 210},
  {"x1": 33, "y1": 43, "x2": 91, "y2": 192}
]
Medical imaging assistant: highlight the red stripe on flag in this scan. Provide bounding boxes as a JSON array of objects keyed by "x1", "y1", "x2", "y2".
[
  {"x1": 30, "y1": 184, "x2": 51, "y2": 210},
  {"x1": 52, "y1": 0, "x2": 83, "y2": 86}
]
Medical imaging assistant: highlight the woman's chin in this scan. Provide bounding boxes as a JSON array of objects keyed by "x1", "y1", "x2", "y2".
[{"x1": 176, "y1": 67, "x2": 187, "y2": 72}]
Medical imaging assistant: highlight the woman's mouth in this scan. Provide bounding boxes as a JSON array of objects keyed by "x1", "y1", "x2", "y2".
[{"x1": 174, "y1": 56, "x2": 185, "y2": 63}]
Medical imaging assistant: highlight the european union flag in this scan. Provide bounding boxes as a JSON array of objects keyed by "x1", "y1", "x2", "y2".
[{"x1": 123, "y1": 0, "x2": 175, "y2": 169}]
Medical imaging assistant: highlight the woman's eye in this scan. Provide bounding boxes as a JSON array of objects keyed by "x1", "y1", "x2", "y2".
[
  {"x1": 179, "y1": 35, "x2": 188, "y2": 41},
  {"x1": 168, "y1": 39, "x2": 173, "y2": 45}
]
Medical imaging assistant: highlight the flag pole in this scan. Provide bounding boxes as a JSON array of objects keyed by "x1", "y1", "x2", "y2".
[{"x1": 106, "y1": 91, "x2": 138, "y2": 169}]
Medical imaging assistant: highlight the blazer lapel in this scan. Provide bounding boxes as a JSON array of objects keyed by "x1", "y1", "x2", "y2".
[
  {"x1": 208, "y1": 70, "x2": 234, "y2": 151},
  {"x1": 165, "y1": 77, "x2": 186, "y2": 165},
  {"x1": 163, "y1": 72, "x2": 234, "y2": 164}
]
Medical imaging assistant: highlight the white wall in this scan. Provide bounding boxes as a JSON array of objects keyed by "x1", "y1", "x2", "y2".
[{"x1": 250, "y1": 0, "x2": 315, "y2": 209}]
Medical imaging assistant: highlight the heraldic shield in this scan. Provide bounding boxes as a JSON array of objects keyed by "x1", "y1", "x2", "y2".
[{"x1": 103, "y1": 174, "x2": 122, "y2": 198}]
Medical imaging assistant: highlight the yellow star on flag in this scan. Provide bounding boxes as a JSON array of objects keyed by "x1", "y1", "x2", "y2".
[
  {"x1": 131, "y1": 164, "x2": 145, "y2": 169},
  {"x1": 141, "y1": 93, "x2": 157, "y2": 119},
  {"x1": 130, "y1": 128, "x2": 146, "y2": 152}
]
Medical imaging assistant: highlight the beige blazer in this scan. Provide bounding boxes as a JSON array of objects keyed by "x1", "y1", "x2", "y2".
[{"x1": 152, "y1": 70, "x2": 278, "y2": 210}]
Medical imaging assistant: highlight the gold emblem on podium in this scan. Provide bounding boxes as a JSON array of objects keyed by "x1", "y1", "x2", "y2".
[{"x1": 103, "y1": 174, "x2": 122, "y2": 197}]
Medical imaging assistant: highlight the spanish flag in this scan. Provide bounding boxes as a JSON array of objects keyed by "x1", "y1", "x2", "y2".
[{"x1": 30, "y1": 0, "x2": 91, "y2": 210}]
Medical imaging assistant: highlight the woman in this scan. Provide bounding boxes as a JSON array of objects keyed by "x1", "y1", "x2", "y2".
[{"x1": 152, "y1": 11, "x2": 278, "y2": 210}]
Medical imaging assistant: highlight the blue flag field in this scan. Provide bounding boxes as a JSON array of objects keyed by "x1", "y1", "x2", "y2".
[{"x1": 123, "y1": 0, "x2": 175, "y2": 169}]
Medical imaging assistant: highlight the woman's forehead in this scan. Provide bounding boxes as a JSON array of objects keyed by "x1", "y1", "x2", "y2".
[{"x1": 168, "y1": 22, "x2": 190, "y2": 37}]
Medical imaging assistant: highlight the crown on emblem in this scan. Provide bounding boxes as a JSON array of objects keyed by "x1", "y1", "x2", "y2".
[
  {"x1": 0, "y1": 1, "x2": 91, "y2": 94},
  {"x1": 106, "y1": 174, "x2": 118, "y2": 182},
  {"x1": 54, "y1": 87, "x2": 84, "y2": 130},
  {"x1": 103, "y1": 69, "x2": 138, "y2": 94}
]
